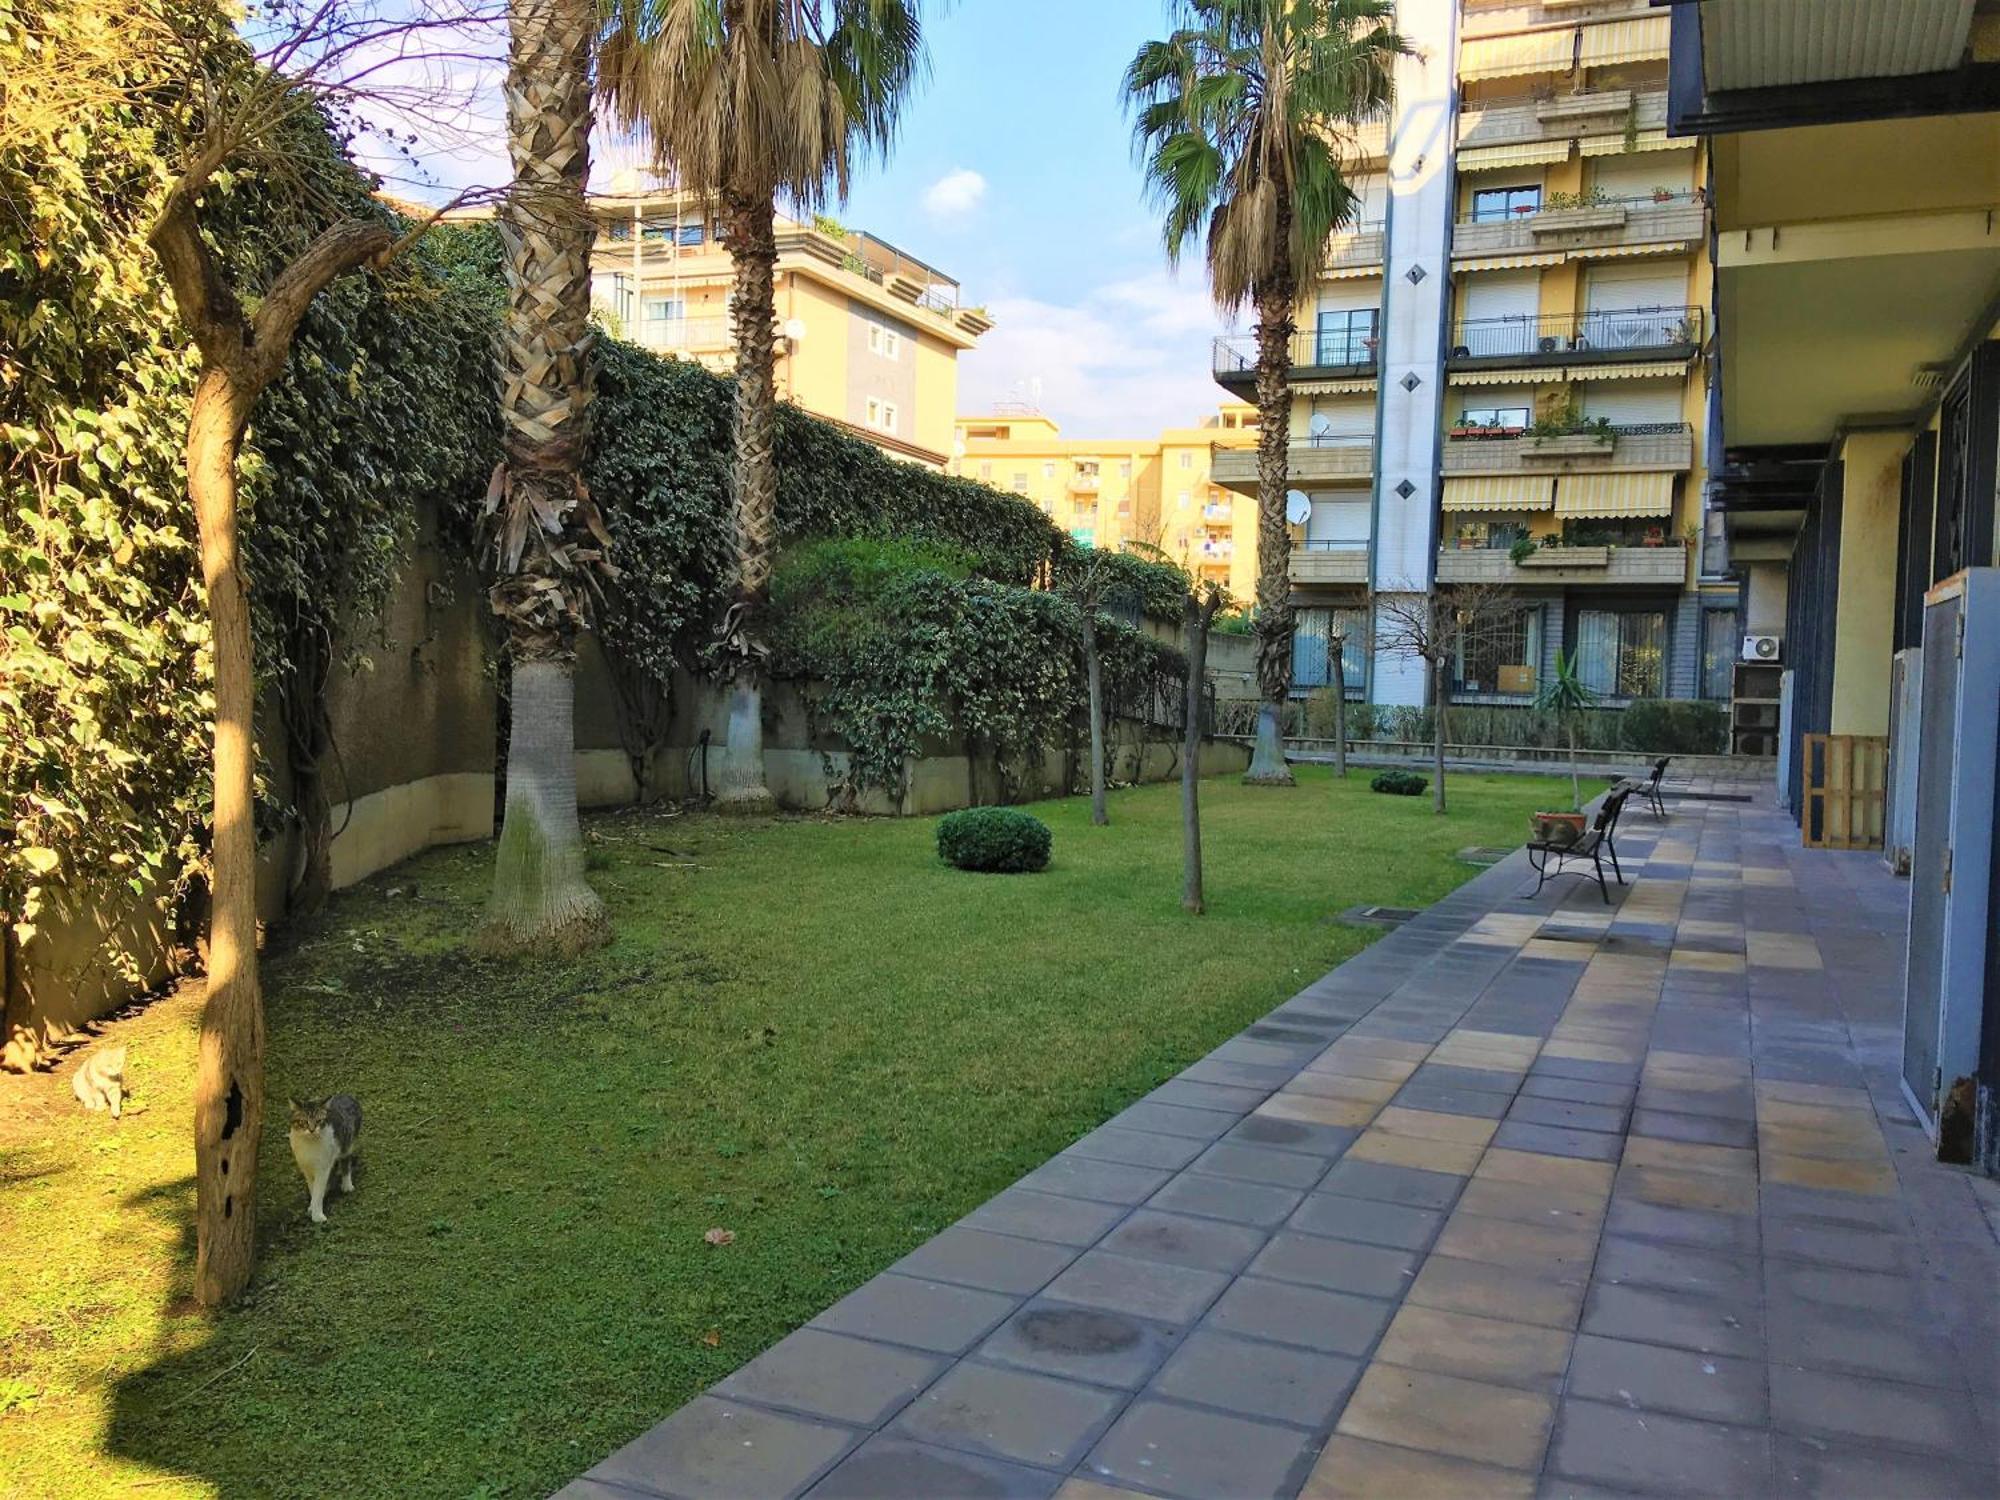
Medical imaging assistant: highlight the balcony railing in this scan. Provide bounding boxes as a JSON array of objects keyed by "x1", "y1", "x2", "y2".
[
  {"x1": 1441, "y1": 422, "x2": 1693, "y2": 474},
  {"x1": 1460, "y1": 0, "x2": 1658, "y2": 37},
  {"x1": 1327, "y1": 220, "x2": 1386, "y2": 269},
  {"x1": 1458, "y1": 86, "x2": 1669, "y2": 148},
  {"x1": 1436, "y1": 543, "x2": 1687, "y2": 586},
  {"x1": 1448, "y1": 305, "x2": 1702, "y2": 366},
  {"x1": 1213, "y1": 312, "x2": 1380, "y2": 381},
  {"x1": 1203, "y1": 502, "x2": 1234, "y2": 522},
  {"x1": 1070, "y1": 471, "x2": 1101, "y2": 493},
  {"x1": 1453, "y1": 193, "x2": 1706, "y2": 259},
  {"x1": 637, "y1": 315, "x2": 732, "y2": 353},
  {"x1": 1211, "y1": 435, "x2": 1375, "y2": 492},
  {"x1": 1291, "y1": 540, "x2": 1371, "y2": 586}
]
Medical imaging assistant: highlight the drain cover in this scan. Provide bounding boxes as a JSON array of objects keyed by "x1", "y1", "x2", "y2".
[{"x1": 1336, "y1": 904, "x2": 1421, "y2": 928}]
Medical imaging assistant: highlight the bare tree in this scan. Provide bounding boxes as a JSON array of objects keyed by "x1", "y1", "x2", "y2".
[
  {"x1": 1058, "y1": 554, "x2": 1118, "y2": 826},
  {"x1": 1376, "y1": 585, "x2": 1516, "y2": 816},
  {"x1": 1181, "y1": 582, "x2": 1228, "y2": 913}
]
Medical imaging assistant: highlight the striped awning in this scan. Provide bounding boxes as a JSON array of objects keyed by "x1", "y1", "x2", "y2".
[
  {"x1": 1295, "y1": 378, "x2": 1378, "y2": 396},
  {"x1": 1457, "y1": 140, "x2": 1574, "y2": 173},
  {"x1": 1580, "y1": 129, "x2": 1695, "y2": 156},
  {"x1": 1443, "y1": 476, "x2": 1557, "y2": 512},
  {"x1": 1576, "y1": 360, "x2": 1692, "y2": 381},
  {"x1": 1453, "y1": 251, "x2": 1567, "y2": 272},
  {"x1": 1448, "y1": 368, "x2": 1541, "y2": 387},
  {"x1": 1322, "y1": 263, "x2": 1381, "y2": 280},
  {"x1": 1576, "y1": 241, "x2": 1695, "y2": 260},
  {"x1": 1460, "y1": 28, "x2": 1578, "y2": 81},
  {"x1": 1554, "y1": 472, "x2": 1676, "y2": 518},
  {"x1": 1577, "y1": 14, "x2": 1670, "y2": 69}
]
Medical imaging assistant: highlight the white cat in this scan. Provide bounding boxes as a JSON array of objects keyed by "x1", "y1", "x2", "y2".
[{"x1": 71, "y1": 1045, "x2": 127, "y2": 1119}]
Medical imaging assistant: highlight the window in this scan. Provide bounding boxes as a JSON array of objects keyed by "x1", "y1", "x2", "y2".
[
  {"x1": 1314, "y1": 307, "x2": 1380, "y2": 366},
  {"x1": 1454, "y1": 608, "x2": 1543, "y2": 697},
  {"x1": 1012, "y1": 472, "x2": 1029, "y2": 493},
  {"x1": 643, "y1": 297, "x2": 685, "y2": 324},
  {"x1": 864, "y1": 398, "x2": 899, "y2": 435},
  {"x1": 1119, "y1": 461, "x2": 1133, "y2": 480},
  {"x1": 1042, "y1": 461, "x2": 1056, "y2": 480},
  {"x1": 1457, "y1": 405, "x2": 1531, "y2": 431},
  {"x1": 1070, "y1": 527, "x2": 1096, "y2": 548},
  {"x1": 1292, "y1": 608, "x2": 1368, "y2": 693},
  {"x1": 1178, "y1": 489, "x2": 1191, "y2": 510},
  {"x1": 1179, "y1": 451, "x2": 1194, "y2": 470},
  {"x1": 1471, "y1": 185, "x2": 1541, "y2": 223},
  {"x1": 1700, "y1": 609, "x2": 1739, "y2": 701},
  {"x1": 678, "y1": 223, "x2": 705, "y2": 247},
  {"x1": 1576, "y1": 609, "x2": 1667, "y2": 698},
  {"x1": 979, "y1": 461, "x2": 993, "y2": 480},
  {"x1": 867, "y1": 323, "x2": 901, "y2": 359}
]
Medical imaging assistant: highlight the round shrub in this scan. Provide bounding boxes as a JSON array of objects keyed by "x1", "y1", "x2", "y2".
[
  {"x1": 936, "y1": 807, "x2": 1053, "y2": 874},
  {"x1": 1370, "y1": 770, "x2": 1429, "y2": 797}
]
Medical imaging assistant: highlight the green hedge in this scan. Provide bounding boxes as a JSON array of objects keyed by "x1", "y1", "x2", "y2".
[
  {"x1": 1370, "y1": 770, "x2": 1429, "y2": 796},
  {"x1": 936, "y1": 807, "x2": 1053, "y2": 873}
]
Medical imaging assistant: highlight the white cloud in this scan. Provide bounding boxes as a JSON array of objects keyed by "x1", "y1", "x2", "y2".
[
  {"x1": 957, "y1": 269, "x2": 1237, "y2": 436},
  {"x1": 922, "y1": 167, "x2": 989, "y2": 223}
]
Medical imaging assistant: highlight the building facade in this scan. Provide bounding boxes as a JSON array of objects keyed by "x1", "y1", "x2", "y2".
[
  {"x1": 1208, "y1": 0, "x2": 1734, "y2": 710},
  {"x1": 588, "y1": 189, "x2": 992, "y2": 469},
  {"x1": 951, "y1": 406, "x2": 1262, "y2": 598}
]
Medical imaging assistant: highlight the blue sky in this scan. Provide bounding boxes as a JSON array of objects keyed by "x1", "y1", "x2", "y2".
[{"x1": 830, "y1": 0, "x2": 1236, "y2": 435}]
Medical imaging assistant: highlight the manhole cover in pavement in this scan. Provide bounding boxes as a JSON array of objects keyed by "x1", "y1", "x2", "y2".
[{"x1": 1334, "y1": 904, "x2": 1421, "y2": 928}]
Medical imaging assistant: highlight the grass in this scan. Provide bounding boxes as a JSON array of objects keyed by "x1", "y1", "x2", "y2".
[{"x1": 0, "y1": 766, "x2": 1568, "y2": 1499}]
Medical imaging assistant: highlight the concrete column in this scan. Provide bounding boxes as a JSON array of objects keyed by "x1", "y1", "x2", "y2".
[{"x1": 1830, "y1": 430, "x2": 1911, "y2": 737}]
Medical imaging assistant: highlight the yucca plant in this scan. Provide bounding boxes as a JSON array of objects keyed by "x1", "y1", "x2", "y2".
[{"x1": 1537, "y1": 647, "x2": 1600, "y2": 811}]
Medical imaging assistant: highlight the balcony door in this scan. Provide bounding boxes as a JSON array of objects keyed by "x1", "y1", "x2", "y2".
[
  {"x1": 1458, "y1": 271, "x2": 1541, "y2": 359},
  {"x1": 1315, "y1": 284, "x2": 1378, "y2": 367},
  {"x1": 1583, "y1": 265, "x2": 1687, "y2": 353},
  {"x1": 1306, "y1": 493, "x2": 1370, "y2": 550}
]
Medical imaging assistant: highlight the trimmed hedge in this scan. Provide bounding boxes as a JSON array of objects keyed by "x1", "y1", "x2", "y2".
[
  {"x1": 1370, "y1": 770, "x2": 1429, "y2": 797},
  {"x1": 936, "y1": 807, "x2": 1053, "y2": 873}
]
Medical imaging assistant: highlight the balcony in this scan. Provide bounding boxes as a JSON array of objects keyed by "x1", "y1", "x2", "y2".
[
  {"x1": 1213, "y1": 313, "x2": 1379, "y2": 392},
  {"x1": 1460, "y1": 0, "x2": 1658, "y2": 39},
  {"x1": 1453, "y1": 193, "x2": 1706, "y2": 261},
  {"x1": 1203, "y1": 502, "x2": 1234, "y2": 523},
  {"x1": 1346, "y1": 113, "x2": 1389, "y2": 163},
  {"x1": 1069, "y1": 470, "x2": 1101, "y2": 493},
  {"x1": 1212, "y1": 436, "x2": 1376, "y2": 495},
  {"x1": 1448, "y1": 306, "x2": 1702, "y2": 370},
  {"x1": 636, "y1": 315, "x2": 733, "y2": 355},
  {"x1": 1327, "y1": 220, "x2": 1386, "y2": 271},
  {"x1": 1291, "y1": 541, "x2": 1370, "y2": 587},
  {"x1": 1458, "y1": 86, "x2": 1668, "y2": 149},
  {"x1": 1437, "y1": 542, "x2": 1687, "y2": 586},
  {"x1": 1441, "y1": 423, "x2": 1692, "y2": 476}
]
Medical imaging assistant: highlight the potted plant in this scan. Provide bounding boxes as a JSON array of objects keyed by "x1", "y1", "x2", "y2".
[
  {"x1": 1508, "y1": 535, "x2": 1538, "y2": 565},
  {"x1": 1650, "y1": 186, "x2": 1674, "y2": 204},
  {"x1": 1536, "y1": 647, "x2": 1601, "y2": 814},
  {"x1": 1642, "y1": 525, "x2": 1666, "y2": 547}
]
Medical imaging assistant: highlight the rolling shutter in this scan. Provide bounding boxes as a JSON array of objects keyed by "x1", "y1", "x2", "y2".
[
  {"x1": 1458, "y1": 271, "x2": 1543, "y2": 359},
  {"x1": 1581, "y1": 381, "x2": 1683, "y2": 426}
]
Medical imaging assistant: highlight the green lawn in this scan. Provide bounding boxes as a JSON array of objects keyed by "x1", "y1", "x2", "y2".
[{"x1": 0, "y1": 767, "x2": 1566, "y2": 1499}]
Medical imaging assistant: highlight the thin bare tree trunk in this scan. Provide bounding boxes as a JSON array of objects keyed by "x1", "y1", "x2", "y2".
[
  {"x1": 1244, "y1": 255, "x2": 1297, "y2": 786},
  {"x1": 188, "y1": 373, "x2": 263, "y2": 1307},
  {"x1": 1083, "y1": 613, "x2": 1107, "y2": 825},
  {"x1": 1569, "y1": 719, "x2": 1581, "y2": 811},
  {"x1": 716, "y1": 187, "x2": 780, "y2": 815},
  {"x1": 1331, "y1": 635, "x2": 1348, "y2": 779},
  {"x1": 1182, "y1": 591, "x2": 1221, "y2": 913},
  {"x1": 1433, "y1": 656, "x2": 1449, "y2": 816}
]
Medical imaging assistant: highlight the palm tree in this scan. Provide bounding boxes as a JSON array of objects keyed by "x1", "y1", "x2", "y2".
[
  {"x1": 481, "y1": 0, "x2": 615, "y2": 955},
  {"x1": 599, "y1": 0, "x2": 926, "y2": 813},
  {"x1": 1124, "y1": 0, "x2": 1407, "y2": 787}
]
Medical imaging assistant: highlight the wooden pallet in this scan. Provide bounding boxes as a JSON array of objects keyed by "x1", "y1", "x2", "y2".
[{"x1": 1803, "y1": 734, "x2": 1888, "y2": 850}]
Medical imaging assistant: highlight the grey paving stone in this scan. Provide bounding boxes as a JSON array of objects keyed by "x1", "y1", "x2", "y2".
[
  {"x1": 1506, "y1": 1095, "x2": 1628, "y2": 1135},
  {"x1": 1763, "y1": 1219, "x2": 1915, "y2": 1275},
  {"x1": 891, "y1": 1361, "x2": 1122, "y2": 1470},
  {"x1": 1763, "y1": 1260, "x2": 1922, "y2": 1317},
  {"x1": 1765, "y1": 1293, "x2": 1957, "y2": 1386},
  {"x1": 1106, "y1": 1099, "x2": 1241, "y2": 1141},
  {"x1": 1581, "y1": 1282, "x2": 1763, "y2": 1359},
  {"x1": 1315, "y1": 1157, "x2": 1464, "y2": 1210},
  {"x1": 1413, "y1": 1063, "x2": 1526, "y2": 1095},
  {"x1": 1628, "y1": 1107, "x2": 1758, "y2": 1148},
  {"x1": 1769, "y1": 1364, "x2": 1978, "y2": 1457},
  {"x1": 1041, "y1": 1248, "x2": 1230, "y2": 1326},
  {"x1": 1392, "y1": 1081, "x2": 1515, "y2": 1119},
  {"x1": 1245, "y1": 1229, "x2": 1419, "y2": 1299},
  {"x1": 1565, "y1": 1333, "x2": 1768, "y2": 1425},
  {"x1": 1188, "y1": 1141, "x2": 1331, "y2": 1189},
  {"x1": 714, "y1": 1328, "x2": 944, "y2": 1428},
  {"x1": 1182, "y1": 1058, "x2": 1297, "y2": 1090},
  {"x1": 891, "y1": 1227, "x2": 1080, "y2": 1296},
  {"x1": 1603, "y1": 1197, "x2": 1761, "y2": 1255},
  {"x1": 1760, "y1": 1183, "x2": 1912, "y2": 1233},
  {"x1": 1203, "y1": 1275, "x2": 1395, "y2": 1356},
  {"x1": 1492, "y1": 1120, "x2": 1626, "y2": 1161},
  {"x1": 804, "y1": 1435, "x2": 1061, "y2": 1499},
  {"x1": 1147, "y1": 1329, "x2": 1361, "y2": 1430},
  {"x1": 963, "y1": 1189, "x2": 1126, "y2": 1248},
  {"x1": 1084, "y1": 1398, "x2": 1316, "y2": 1500},
  {"x1": 1066, "y1": 1126, "x2": 1209, "y2": 1172},
  {"x1": 1016, "y1": 1155, "x2": 1173, "y2": 1207},
  {"x1": 1634, "y1": 1084, "x2": 1757, "y2": 1121},
  {"x1": 1147, "y1": 1172, "x2": 1303, "y2": 1228},
  {"x1": 1289, "y1": 1192, "x2": 1443, "y2": 1251},
  {"x1": 1592, "y1": 1236, "x2": 1761, "y2": 1302},
  {"x1": 1147, "y1": 1077, "x2": 1267, "y2": 1114},
  {"x1": 1221, "y1": 1114, "x2": 1360, "y2": 1157},
  {"x1": 590, "y1": 1397, "x2": 858, "y2": 1500},
  {"x1": 1772, "y1": 1433, "x2": 2000, "y2": 1499},
  {"x1": 1549, "y1": 1398, "x2": 1771, "y2": 1496},
  {"x1": 811, "y1": 1275, "x2": 1019, "y2": 1355},
  {"x1": 976, "y1": 1299, "x2": 1178, "y2": 1390},
  {"x1": 1531, "y1": 1056, "x2": 1642, "y2": 1086},
  {"x1": 1098, "y1": 1209, "x2": 1269, "y2": 1274}
]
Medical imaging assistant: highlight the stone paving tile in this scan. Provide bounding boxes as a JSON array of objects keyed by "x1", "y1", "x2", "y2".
[
  {"x1": 1547, "y1": 1399, "x2": 1772, "y2": 1496},
  {"x1": 1769, "y1": 1364, "x2": 1980, "y2": 1458},
  {"x1": 1083, "y1": 1398, "x2": 1316, "y2": 1500},
  {"x1": 1188, "y1": 1140, "x2": 1333, "y2": 1189},
  {"x1": 1146, "y1": 1328, "x2": 1361, "y2": 1429},
  {"x1": 1372, "y1": 1303, "x2": 1573, "y2": 1391},
  {"x1": 1202, "y1": 1275, "x2": 1397, "y2": 1356},
  {"x1": 806, "y1": 1435, "x2": 1061, "y2": 1499},
  {"x1": 591, "y1": 1397, "x2": 858, "y2": 1499},
  {"x1": 1337, "y1": 1363, "x2": 1556, "y2": 1470},
  {"x1": 810, "y1": 1274, "x2": 1020, "y2": 1355},
  {"x1": 1146, "y1": 1170, "x2": 1303, "y2": 1227},
  {"x1": 1580, "y1": 1280, "x2": 1763, "y2": 1359},
  {"x1": 891, "y1": 1361, "x2": 1123, "y2": 1470},
  {"x1": 1407, "y1": 1255, "x2": 1588, "y2": 1331},
  {"x1": 1221, "y1": 1114, "x2": 1360, "y2": 1157},
  {"x1": 1771, "y1": 1434, "x2": 2000, "y2": 1499},
  {"x1": 1065, "y1": 1125, "x2": 1210, "y2": 1172},
  {"x1": 962, "y1": 1188, "x2": 1128, "y2": 1248},
  {"x1": 714, "y1": 1329, "x2": 944, "y2": 1427},
  {"x1": 1245, "y1": 1229, "x2": 1420, "y2": 1299},
  {"x1": 1565, "y1": 1332, "x2": 1767, "y2": 1424},
  {"x1": 975, "y1": 1302, "x2": 1178, "y2": 1390},
  {"x1": 1302, "y1": 1435, "x2": 1536, "y2": 1499},
  {"x1": 1314, "y1": 1158, "x2": 1464, "y2": 1210},
  {"x1": 1016, "y1": 1155, "x2": 1174, "y2": 1207},
  {"x1": 1096, "y1": 1208, "x2": 1268, "y2": 1274},
  {"x1": 1288, "y1": 1191, "x2": 1443, "y2": 1250},
  {"x1": 1591, "y1": 1234, "x2": 1761, "y2": 1301},
  {"x1": 1039, "y1": 1249, "x2": 1229, "y2": 1326},
  {"x1": 890, "y1": 1226, "x2": 1081, "y2": 1296}
]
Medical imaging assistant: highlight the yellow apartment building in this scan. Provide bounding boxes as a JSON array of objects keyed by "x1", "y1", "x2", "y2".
[
  {"x1": 951, "y1": 405, "x2": 1261, "y2": 597},
  {"x1": 588, "y1": 189, "x2": 992, "y2": 469}
]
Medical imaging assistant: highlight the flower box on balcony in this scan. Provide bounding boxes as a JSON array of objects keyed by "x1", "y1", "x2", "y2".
[
  {"x1": 1519, "y1": 545, "x2": 1610, "y2": 568},
  {"x1": 1526, "y1": 433, "x2": 1616, "y2": 459},
  {"x1": 1536, "y1": 90, "x2": 1631, "y2": 123},
  {"x1": 1448, "y1": 425, "x2": 1527, "y2": 439},
  {"x1": 1530, "y1": 205, "x2": 1629, "y2": 235}
]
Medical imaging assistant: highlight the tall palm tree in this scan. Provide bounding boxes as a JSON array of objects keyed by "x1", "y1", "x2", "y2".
[
  {"x1": 1124, "y1": 0, "x2": 1406, "y2": 786},
  {"x1": 482, "y1": 0, "x2": 615, "y2": 954},
  {"x1": 599, "y1": 0, "x2": 925, "y2": 813}
]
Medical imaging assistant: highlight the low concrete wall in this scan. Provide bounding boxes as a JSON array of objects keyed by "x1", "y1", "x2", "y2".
[{"x1": 1256, "y1": 737, "x2": 1772, "y2": 781}]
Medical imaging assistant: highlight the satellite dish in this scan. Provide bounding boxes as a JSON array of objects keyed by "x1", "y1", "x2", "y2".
[
  {"x1": 1308, "y1": 413, "x2": 1333, "y2": 439},
  {"x1": 1285, "y1": 490, "x2": 1313, "y2": 526}
]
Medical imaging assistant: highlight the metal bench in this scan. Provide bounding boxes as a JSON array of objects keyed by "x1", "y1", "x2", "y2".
[{"x1": 1527, "y1": 786, "x2": 1632, "y2": 904}]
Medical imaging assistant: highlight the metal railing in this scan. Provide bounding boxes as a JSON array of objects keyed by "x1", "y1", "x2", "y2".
[
  {"x1": 1448, "y1": 306, "x2": 1702, "y2": 363},
  {"x1": 1458, "y1": 86, "x2": 1668, "y2": 147},
  {"x1": 1453, "y1": 194, "x2": 1706, "y2": 257},
  {"x1": 1213, "y1": 312, "x2": 1381, "y2": 377},
  {"x1": 1297, "y1": 539, "x2": 1370, "y2": 552},
  {"x1": 638, "y1": 315, "x2": 732, "y2": 352}
]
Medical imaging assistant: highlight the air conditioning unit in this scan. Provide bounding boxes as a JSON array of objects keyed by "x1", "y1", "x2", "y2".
[{"x1": 1742, "y1": 634, "x2": 1782, "y2": 663}]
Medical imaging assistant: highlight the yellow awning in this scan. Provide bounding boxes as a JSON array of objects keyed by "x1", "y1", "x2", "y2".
[
  {"x1": 1460, "y1": 28, "x2": 1578, "y2": 82},
  {"x1": 1575, "y1": 360, "x2": 1691, "y2": 381},
  {"x1": 1448, "y1": 368, "x2": 1543, "y2": 387},
  {"x1": 1574, "y1": 241, "x2": 1694, "y2": 260},
  {"x1": 1457, "y1": 140, "x2": 1573, "y2": 173},
  {"x1": 1322, "y1": 263, "x2": 1380, "y2": 280},
  {"x1": 1452, "y1": 251, "x2": 1567, "y2": 272},
  {"x1": 1578, "y1": 15, "x2": 1670, "y2": 69},
  {"x1": 1443, "y1": 476, "x2": 1556, "y2": 512},
  {"x1": 1555, "y1": 472, "x2": 1676, "y2": 518},
  {"x1": 1580, "y1": 129, "x2": 1694, "y2": 156},
  {"x1": 1295, "y1": 378, "x2": 1378, "y2": 396}
]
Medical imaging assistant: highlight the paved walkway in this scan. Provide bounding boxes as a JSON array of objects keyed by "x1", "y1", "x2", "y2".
[{"x1": 560, "y1": 792, "x2": 2000, "y2": 1500}]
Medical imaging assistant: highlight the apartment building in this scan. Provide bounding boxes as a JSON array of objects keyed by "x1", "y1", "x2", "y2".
[
  {"x1": 1209, "y1": 0, "x2": 1734, "y2": 709},
  {"x1": 588, "y1": 188, "x2": 992, "y2": 469},
  {"x1": 951, "y1": 406, "x2": 1262, "y2": 598}
]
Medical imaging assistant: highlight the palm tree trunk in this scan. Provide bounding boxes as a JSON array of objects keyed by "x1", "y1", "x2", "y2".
[
  {"x1": 1084, "y1": 612, "x2": 1107, "y2": 825},
  {"x1": 1332, "y1": 636, "x2": 1348, "y2": 779},
  {"x1": 1182, "y1": 592, "x2": 1220, "y2": 913},
  {"x1": 483, "y1": 0, "x2": 610, "y2": 952},
  {"x1": 1432, "y1": 656, "x2": 1449, "y2": 816},
  {"x1": 1244, "y1": 266, "x2": 1297, "y2": 786},
  {"x1": 716, "y1": 187, "x2": 781, "y2": 815},
  {"x1": 188, "y1": 372, "x2": 265, "y2": 1309}
]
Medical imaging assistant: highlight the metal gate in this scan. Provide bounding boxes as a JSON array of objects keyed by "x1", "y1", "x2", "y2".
[{"x1": 1903, "y1": 594, "x2": 1959, "y2": 1128}]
